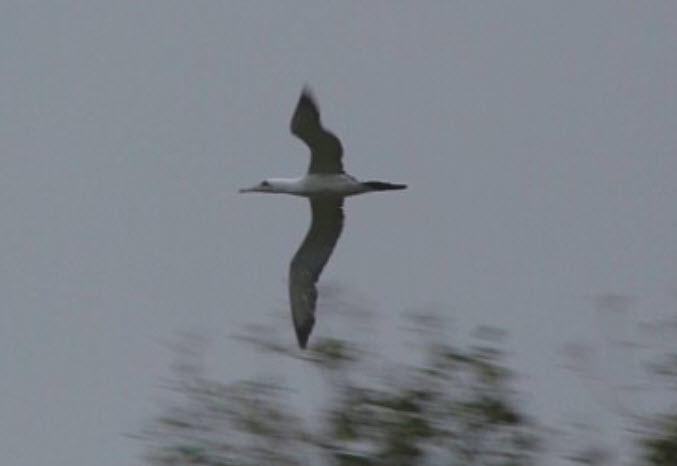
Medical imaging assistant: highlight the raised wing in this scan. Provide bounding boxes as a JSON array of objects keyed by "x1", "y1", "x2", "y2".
[
  {"x1": 290, "y1": 88, "x2": 344, "y2": 174},
  {"x1": 289, "y1": 198, "x2": 344, "y2": 348}
]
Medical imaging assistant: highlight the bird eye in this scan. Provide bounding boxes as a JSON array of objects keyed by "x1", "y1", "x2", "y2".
[{"x1": 261, "y1": 180, "x2": 270, "y2": 187}]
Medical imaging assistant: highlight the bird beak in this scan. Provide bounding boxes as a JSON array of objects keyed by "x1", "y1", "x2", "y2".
[{"x1": 238, "y1": 185, "x2": 257, "y2": 193}]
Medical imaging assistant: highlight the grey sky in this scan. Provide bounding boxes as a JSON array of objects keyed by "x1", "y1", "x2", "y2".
[{"x1": 1, "y1": 2, "x2": 676, "y2": 465}]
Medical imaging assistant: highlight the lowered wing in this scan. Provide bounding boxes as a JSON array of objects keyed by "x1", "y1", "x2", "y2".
[{"x1": 289, "y1": 198, "x2": 344, "y2": 348}]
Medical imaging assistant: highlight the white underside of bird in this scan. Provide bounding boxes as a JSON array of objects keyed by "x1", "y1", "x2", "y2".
[
  {"x1": 240, "y1": 87, "x2": 406, "y2": 348},
  {"x1": 241, "y1": 174, "x2": 380, "y2": 197}
]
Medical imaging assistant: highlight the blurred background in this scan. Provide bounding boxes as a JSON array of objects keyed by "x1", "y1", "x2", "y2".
[{"x1": 1, "y1": 2, "x2": 676, "y2": 465}]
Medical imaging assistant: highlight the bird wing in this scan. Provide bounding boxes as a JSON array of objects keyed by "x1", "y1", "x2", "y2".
[
  {"x1": 290, "y1": 88, "x2": 344, "y2": 174},
  {"x1": 289, "y1": 198, "x2": 344, "y2": 348}
]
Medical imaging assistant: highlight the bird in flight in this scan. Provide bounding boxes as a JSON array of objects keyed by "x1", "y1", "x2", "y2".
[{"x1": 240, "y1": 87, "x2": 406, "y2": 348}]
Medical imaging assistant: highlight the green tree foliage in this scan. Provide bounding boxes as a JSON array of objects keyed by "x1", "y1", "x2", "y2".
[
  {"x1": 137, "y1": 325, "x2": 539, "y2": 466},
  {"x1": 640, "y1": 415, "x2": 677, "y2": 466},
  {"x1": 639, "y1": 328, "x2": 677, "y2": 466}
]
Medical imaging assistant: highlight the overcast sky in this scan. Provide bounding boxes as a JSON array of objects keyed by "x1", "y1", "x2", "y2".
[{"x1": 1, "y1": 2, "x2": 676, "y2": 465}]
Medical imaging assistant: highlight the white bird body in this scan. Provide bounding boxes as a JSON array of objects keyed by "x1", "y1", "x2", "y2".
[
  {"x1": 240, "y1": 87, "x2": 405, "y2": 348},
  {"x1": 242, "y1": 174, "x2": 372, "y2": 197}
]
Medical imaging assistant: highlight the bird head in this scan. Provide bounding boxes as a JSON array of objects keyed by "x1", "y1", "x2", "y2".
[{"x1": 238, "y1": 179, "x2": 276, "y2": 193}]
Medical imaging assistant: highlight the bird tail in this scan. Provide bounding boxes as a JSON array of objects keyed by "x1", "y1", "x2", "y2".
[{"x1": 363, "y1": 181, "x2": 407, "y2": 191}]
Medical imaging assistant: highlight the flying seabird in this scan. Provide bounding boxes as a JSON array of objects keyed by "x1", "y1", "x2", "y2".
[{"x1": 240, "y1": 87, "x2": 406, "y2": 348}]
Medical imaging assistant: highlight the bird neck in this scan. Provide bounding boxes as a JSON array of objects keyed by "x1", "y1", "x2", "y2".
[{"x1": 266, "y1": 178, "x2": 305, "y2": 194}]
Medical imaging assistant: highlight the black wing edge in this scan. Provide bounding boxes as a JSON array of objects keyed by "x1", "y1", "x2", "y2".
[
  {"x1": 290, "y1": 86, "x2": 321, "y2": 138},
  {"x1": 289, "y1": 198, "x2": 344, "y2": 349},
  {"x1": 294, "y1": 315, "x2": 315, "y2": 349}
]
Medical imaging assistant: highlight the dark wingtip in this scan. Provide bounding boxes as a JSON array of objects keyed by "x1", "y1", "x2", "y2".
[
  {"x1": 364, "y1": 181, "x2": 407, "y2": 191},
  {"x1": 300, "y1": 84, "x2": 315, "y2": 102},
  {"x1": 295, "y1": 317, "x2": 315, "y2": 349}
]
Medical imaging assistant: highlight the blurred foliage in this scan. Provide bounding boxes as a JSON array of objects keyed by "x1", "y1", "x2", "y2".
[
  {"x1": 640, "y1": 415, "x2": 677, "y2": 466},
  {"x1": 138, "y1": 321, "x2": 539, "y2": 466},
  {"x1": 635, "y1": 312, "x2": 677, "y2": 466},
  {"x1": 319, "y1": 340, "x2": 538, "y2": 466},
  {"x1": 137, "y1": 307, "x2": 677, "y2": 466},
  {"x1": 639, "y1": 338, "x2": 677, "y2": 466}
]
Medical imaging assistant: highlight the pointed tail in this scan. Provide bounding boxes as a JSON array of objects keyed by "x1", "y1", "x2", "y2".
[{"x1": 363, "y1": 181, "x2": 407, "y2": 191}]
